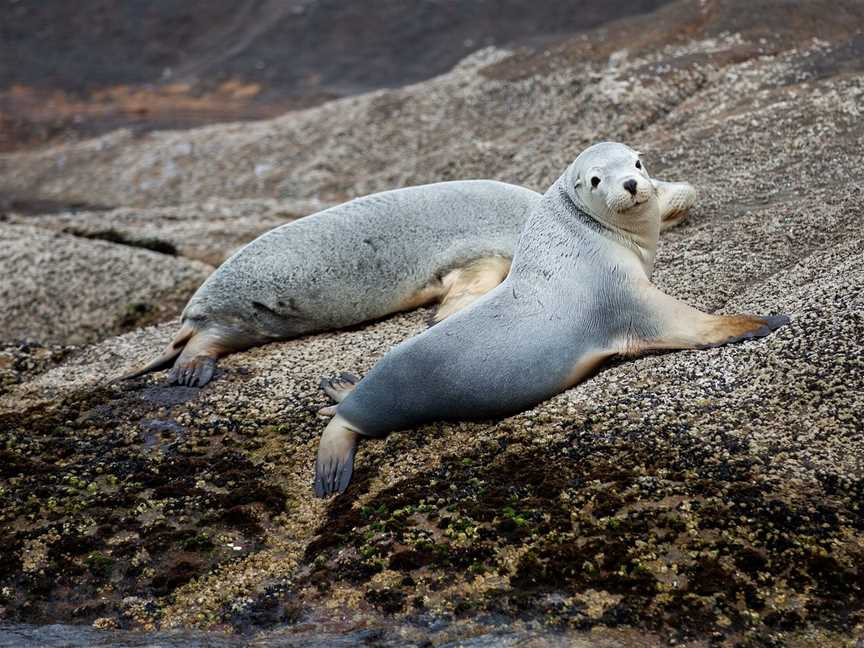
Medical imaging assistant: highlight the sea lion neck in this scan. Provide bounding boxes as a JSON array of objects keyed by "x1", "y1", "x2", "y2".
[{"x1": 559, "y1": 182, "x2": 659, "y2": 278}]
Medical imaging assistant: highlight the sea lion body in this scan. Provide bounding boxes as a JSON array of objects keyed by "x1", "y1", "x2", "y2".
[
  {"x1": 126, "y1": 180, "x2": 538, "y2": 385},
  {"x1": 184, "y1": 180, "x2": 537, "y2": 342},
  {"x1": 314, "y1": 143, "x2": 788, "y2": 496},
  {"x1": 337, "y1": 201, "x2": 640, "y2": 435}
]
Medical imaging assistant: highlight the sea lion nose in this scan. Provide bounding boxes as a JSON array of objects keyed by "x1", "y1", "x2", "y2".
[{"x1": 623, "y1": 179, "x2": 638, "y2": 196}]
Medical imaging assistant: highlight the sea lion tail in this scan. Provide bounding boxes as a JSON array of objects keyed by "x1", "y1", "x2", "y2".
[{"x1": 120, "y1": 322, "x2": 196, "y2": 380}]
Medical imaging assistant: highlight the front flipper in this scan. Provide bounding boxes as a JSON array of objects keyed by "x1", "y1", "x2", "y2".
[
  {"x1": 652, "y1": 179, "x2": 698, "y2": 232},
  {"x1": 693, "y1": 314, "x2": 790, "y2": 348},
  {"x1": 627, "y1": 282, "x2": 790, "y2": 353},
  {"x1": 314, "y1": 415, "x2": 361, "y2": 497}
]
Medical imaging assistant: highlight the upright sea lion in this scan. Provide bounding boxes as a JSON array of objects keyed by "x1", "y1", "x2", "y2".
[
  {"x1": 125, "y1": 177, "x2": 696, "y2": 387},
  {"x1": 313, "y1": 143, "x2": 789, "y2": 497}
]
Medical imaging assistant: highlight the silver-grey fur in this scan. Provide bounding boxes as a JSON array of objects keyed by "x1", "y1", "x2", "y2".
[
  {"x1": 185, "y1": 180, "x2": 536, "y2": 339},
  {"x1": 313, "y1": 143, "x2": 787, "y2": 497},
  {"x1": 125, "y1": 176, "x2": 695, "y2": 387},
  {"x1": 124, "y1": 180, "x2": 538, "y2": 385}
]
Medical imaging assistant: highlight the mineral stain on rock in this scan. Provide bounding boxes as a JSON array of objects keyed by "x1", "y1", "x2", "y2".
[{"x1": 299, "y1": 430, "x2": 864, "y2": 641}]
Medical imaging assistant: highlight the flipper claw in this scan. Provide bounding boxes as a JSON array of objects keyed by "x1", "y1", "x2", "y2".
[{"x1": 169, "y1": 356, "x2": 218, "y2": 387}]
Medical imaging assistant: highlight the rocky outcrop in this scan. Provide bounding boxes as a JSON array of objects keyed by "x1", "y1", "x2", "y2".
[
  {"x1": 0, "y1": 0, "x2": 673, "y2": 153},
  {"x1": 2, "y1": 0, "x2": 863, "y2": 210},
  {"x1": 0, "y1": 1, "x2": 862, "y2": 645}
]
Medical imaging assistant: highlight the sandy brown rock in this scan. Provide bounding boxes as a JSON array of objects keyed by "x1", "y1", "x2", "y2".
[
  {"x1": 0, "y1": 223, "x2": 212, "y2": 346},
  {"x1": 1, "y1": 1, "x2": 863, "y2": 645},
  {"x1": 0, "y1": 0, "x2": 674, "y2": 156}
]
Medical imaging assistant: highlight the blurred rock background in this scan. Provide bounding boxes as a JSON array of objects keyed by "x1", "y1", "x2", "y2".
[{"x1": 0, "y1": 0, "x2": 669, "y2": 153}]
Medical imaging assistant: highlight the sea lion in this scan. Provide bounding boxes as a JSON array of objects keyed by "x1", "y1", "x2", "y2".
[
  {"x1": 313, "y1": 143, "x2": 789, "y2": 497},
  {"x1": 125, "y1": 177, "x2": 696, "y2": 387}
]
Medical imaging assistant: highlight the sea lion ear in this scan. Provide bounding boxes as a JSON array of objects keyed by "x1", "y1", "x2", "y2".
[{"x1": 573, "y1": 177, "x2": 582, "y2": 188}]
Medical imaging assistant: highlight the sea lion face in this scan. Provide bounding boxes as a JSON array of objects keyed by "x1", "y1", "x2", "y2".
[{"x1": 566, "y1": 142, "x2": 658, "y2": 227}]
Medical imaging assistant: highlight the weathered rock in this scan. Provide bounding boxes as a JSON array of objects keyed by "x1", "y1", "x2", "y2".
[
  {"x1": 1, "y1": 1, "x2": 862, "y2": 211},
  {"x1": 0, "y1": 0, "x2": 675, "y2": 155},
  {"x1": 0, "y1": 223, "x2": 212, "y2": 346},
  {"x1": 5, "y1": 198, "x2": 331, "y2": 266},
  {"x1": 0, "y1": 1, "x2": 863, "y2": 645}
]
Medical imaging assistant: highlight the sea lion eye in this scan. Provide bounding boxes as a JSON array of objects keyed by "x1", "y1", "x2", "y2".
[
  {"x1": 635, "y1": 160, "x2": 642, "y2": 169},
  {"x1": 590, "y1": 176, "x2": 601, "y2": 188}
]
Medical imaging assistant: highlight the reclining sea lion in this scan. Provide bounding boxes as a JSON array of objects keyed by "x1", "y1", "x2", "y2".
[{"x1": 312, "y1": 143, "x2": 788, "y2": 496}]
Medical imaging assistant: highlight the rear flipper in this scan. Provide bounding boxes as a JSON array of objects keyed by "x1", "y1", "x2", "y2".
[
  {"x1": 653, "y1": 179, "x2": 698, "y2": 232},
  {"x1": 320, "y1": 373, "x2": 359, "y2": 402},
  {"x1": 318, "y1": 372, "x2": 360, "y2": 417},
  {"x1": 314, "y1": 415, "x2": 361, "y2": 497},
  {"x1": 169, "y1": 356, "x2": 217, "y2": 387},
  {"x1": 432, "y1": 256, "x2": 511, "y2": 324},
  {"x1": 121, "y1": 322, "x2": 195, "y2": 381},
  {"x1": 167, "y1": 329, "x2": 229, "y2": 387}
]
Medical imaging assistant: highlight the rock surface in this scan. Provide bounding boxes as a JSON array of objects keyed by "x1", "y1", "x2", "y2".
[
  {"x1": 0, "y1": 0, "x2": 672, "y2": 152},
  {"x1": 0, "y1": 223, "x2": 212, "y2": 347},
  {"x1": 4, "y1": 197, "x2": 331, "y2": 266},
  {"x1": 1, "y1": 1, "x2": 863, "y2": 645}
]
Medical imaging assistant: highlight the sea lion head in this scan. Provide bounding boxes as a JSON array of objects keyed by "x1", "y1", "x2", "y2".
[{"x1": 565, "y1": 142, "x2": 658, "y2": 232}]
